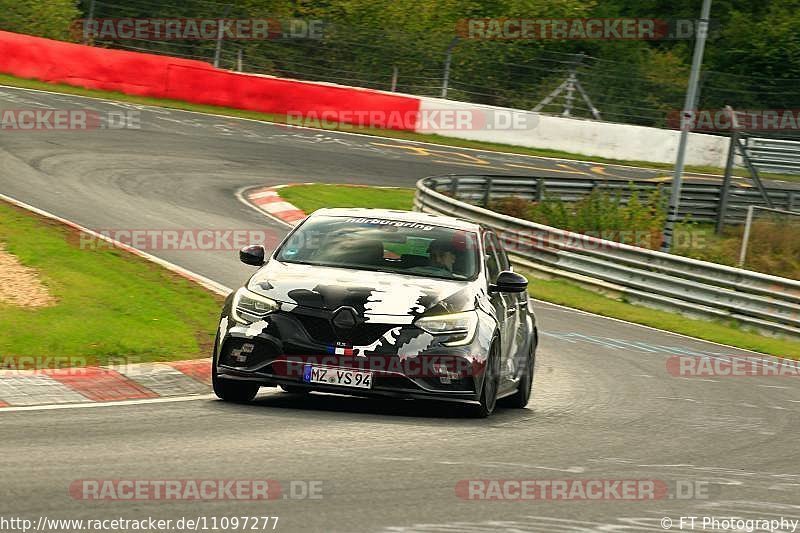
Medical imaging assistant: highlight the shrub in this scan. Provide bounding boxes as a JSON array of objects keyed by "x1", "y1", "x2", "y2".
[{"x1": 0, "y1": 0, "x2": 80, "y2": 41}]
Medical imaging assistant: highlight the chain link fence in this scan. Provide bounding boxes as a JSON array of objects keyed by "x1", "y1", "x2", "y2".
[{"x1": 75, "y1": 0, "x2": 800, "y2": 129}]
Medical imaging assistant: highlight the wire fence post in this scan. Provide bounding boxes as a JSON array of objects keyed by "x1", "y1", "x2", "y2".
[
  {"x1": 390, "y1": 66, "x2": 398, "y2": 92},
  {"x1": 83, "y1": 0, "x2": 96, "y2": 45},
  {"x1": 661, "y1": 0, "x2": 712, "y2": 253},
  {"x1": 735, "y1": 136, "x2": 775, "y2": 208},
  {"x1": 441, "y1": 37, "x2": 458, "y2": 99},
  {"x1": 213, "y1": 5, "x2": 231, "y2": 68},
  {"x1": 738, "y1": 205, "x2": 754, "y2": 267},
  {"x1": 562, "y1": 61, "x2": 577, "y2": 117},
  {"x1": 715, "y1": 106, "x2": 739, "y2": 234}
]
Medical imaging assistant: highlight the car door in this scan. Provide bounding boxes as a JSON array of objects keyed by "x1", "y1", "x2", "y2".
[
  {"x1": 490, "y1": 231, "x2": 527, "y2": 380},
  {"x1": 483, "y1": 232, "x2": 514, "y2": 381}
]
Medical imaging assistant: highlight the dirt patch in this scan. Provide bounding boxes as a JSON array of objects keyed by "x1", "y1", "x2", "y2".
[{"x1": 0, "y1": 245, "x2": 56, "y2": 307}]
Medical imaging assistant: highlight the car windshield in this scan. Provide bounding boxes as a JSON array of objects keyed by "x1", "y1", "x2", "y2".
[{"x1": 275, "y1": 215, "x2": 480, "y2": 281}]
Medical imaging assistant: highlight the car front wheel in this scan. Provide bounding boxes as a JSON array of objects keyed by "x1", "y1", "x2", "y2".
[
  {"x1": 212, "y1": 337, "x2": 259, "y2": 402},
  {"x1": 469, "y1": 340, "x2": 501, "y2": 418},
  {"x1": 500, "y1": 334, "x2": 536, "y2": 408}
]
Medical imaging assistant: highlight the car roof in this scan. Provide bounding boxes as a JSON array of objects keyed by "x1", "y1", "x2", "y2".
[{"x1": 309, "y1": 208, "x2": 482, "y2": 232}]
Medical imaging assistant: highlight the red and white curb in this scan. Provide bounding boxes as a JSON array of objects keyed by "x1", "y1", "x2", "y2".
[
  {"x1": 241, "y1": 182, "x2": 405, "y2": 228},
  {"x1": 243, "y1": 184, "x2": 310, "y2": 227},
  {"x1": 0, "y1": 359, "x2": 211, "y2": 408}
]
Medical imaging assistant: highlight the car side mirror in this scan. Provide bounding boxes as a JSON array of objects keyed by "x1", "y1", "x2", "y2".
[
  {"x1": 239, "y1": 245, "x2": 266, "y2": 266},
  {"x1": 489, "y1": 270, "x2": 528, "y2": 293}
]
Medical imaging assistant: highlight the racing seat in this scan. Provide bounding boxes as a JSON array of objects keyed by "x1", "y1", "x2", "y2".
[
  {"x1": 317, "y1": 239, "x2": 384, "y2": 266},
  {"x1": 347, "y1": 239, "x2": 384, "y2": 265}
]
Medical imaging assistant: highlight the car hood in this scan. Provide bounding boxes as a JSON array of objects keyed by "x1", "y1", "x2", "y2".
[{"x1": 247, "y1": 260, "x2": 478, "y2": 321}]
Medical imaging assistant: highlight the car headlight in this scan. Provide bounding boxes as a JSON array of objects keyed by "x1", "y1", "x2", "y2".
[
  {"x1": 232, "y1": 287, "x2": 279, "y2": 324},
  {"x1": 415, "y1": 310, "x2": 478, "y2": 346}
]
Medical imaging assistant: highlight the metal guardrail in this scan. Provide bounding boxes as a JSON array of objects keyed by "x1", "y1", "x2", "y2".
[
  {"x1": 744, "y1": 137, "x2": 800, "y2": 175},
  {"x1": 414, "y1": 175, "x2": 800, "y2": 340},
  {"x1": 442, "y1": 174, "x2": 799, "y2": 225}
]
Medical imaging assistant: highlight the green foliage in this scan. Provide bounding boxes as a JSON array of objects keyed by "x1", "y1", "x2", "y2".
[
  {"x1": 0, "y1": 0, "x2": 80, "y2": 40},
  {"x1": 58, "y1": 0, "x2": 799, "y2": 125},
  {"x1": 278, "y1": 184, "x2": 415, "y2": 213},
  {"x1": 675, "y1": 218, "x2": 800, "y2": 280},
  {"x1": 492, "y1": 183, "x2": 667, "y2": 249}
]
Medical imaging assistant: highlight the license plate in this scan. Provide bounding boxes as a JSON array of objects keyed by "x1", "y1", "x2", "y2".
[{"x1": 302, "y1": 365, "x2": 373, "y2": 389}]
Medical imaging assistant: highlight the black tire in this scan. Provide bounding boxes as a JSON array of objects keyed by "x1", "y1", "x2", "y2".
[
  {"x1": 280, "y1": 385, "x2": 310, "y2": 394},
  {"x1": 499, "y1": 334, "x2": 536, "y2": 409},
  {"x1": 212, "y1": 335, "x2": 259, "y2": 403},
  {"x1": 469, "y1": 340, "x2": 501, "y2": 418}
]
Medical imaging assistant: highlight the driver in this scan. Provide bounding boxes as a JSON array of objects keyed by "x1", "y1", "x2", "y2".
[{"x1": 428, "y1": 239, "x2": 457, "y2": 273}]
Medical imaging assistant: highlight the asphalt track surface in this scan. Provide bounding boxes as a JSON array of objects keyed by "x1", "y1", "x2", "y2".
[{"x1": 0, "y1": 86, "x2": 798, "y2": 532}]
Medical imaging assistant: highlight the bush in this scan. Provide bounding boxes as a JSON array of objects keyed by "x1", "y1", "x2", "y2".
[
  {"x1": 676, "y1": 218, "x2": 800, "y2": 280},
  {"x1": 491, "y1": 183, "x2": 667, "y2": 249},
  {"x1": 487, "y1": 197, "x2": 532, "y2": 220},
  {"x1": 0, "y1": 0, "x2": 80, "y2": 41}
]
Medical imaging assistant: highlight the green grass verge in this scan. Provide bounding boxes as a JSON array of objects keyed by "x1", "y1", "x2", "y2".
[
  {"x1": 2, "y1": 72, "x2": 795, "y2": 184},
  {"x1": 278, "y1": 183, "x2": 415, "y2": 213},
  {"x1": 0, "y1": 201, "x2": 223, "y2": 364},
  {"x1": 277, "y1": 184, "x2": 799, "y2": 358}
]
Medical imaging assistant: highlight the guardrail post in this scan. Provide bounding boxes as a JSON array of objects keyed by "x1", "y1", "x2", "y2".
[
  {"x1": 535, "y1": 179, "x2": 544, "y2": 202},
  {"x1": 449, "y1": 177, "x2": 458, "y2": 197},
  {"x1": 483, "y1": 177, "x2": 493, "y2": 207},
  {"x1": 789, "y1": 191, "x2": 797, "y2": 211}
]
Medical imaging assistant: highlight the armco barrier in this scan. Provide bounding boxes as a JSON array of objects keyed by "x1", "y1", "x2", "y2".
[
  {"x1": 745, "y1": 137, "x2": 800, "y2": 175},
  {"x1": 415, "y1": 175, "x2": 800, "y2": 340},
  {"x1": 445, "y1": 175, "x2": 799, "y2": 224},
  {"x1": 0, "y1": 31, "x2": 420, "y2": 130}
]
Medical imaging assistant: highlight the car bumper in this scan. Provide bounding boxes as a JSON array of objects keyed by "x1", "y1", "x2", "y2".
[
  {"x1": 217, "y1": 365, "x2": 480, "y2": 403},
  {"x1": 215, "y1": 307, "x2": 495, "y2": 403}
]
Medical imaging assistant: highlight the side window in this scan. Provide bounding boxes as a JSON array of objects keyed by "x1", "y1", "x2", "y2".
[
  {"x1": 483, "y1": 233, "x2": 501, "y2": 282},
  {"x1": 489, "y1": 233, "x2": 510, "y2": 271}
]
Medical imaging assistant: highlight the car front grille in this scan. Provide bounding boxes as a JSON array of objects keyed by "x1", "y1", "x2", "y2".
[{"x1": 291, "y1": 311, "x2": 397, "y2": 346}]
